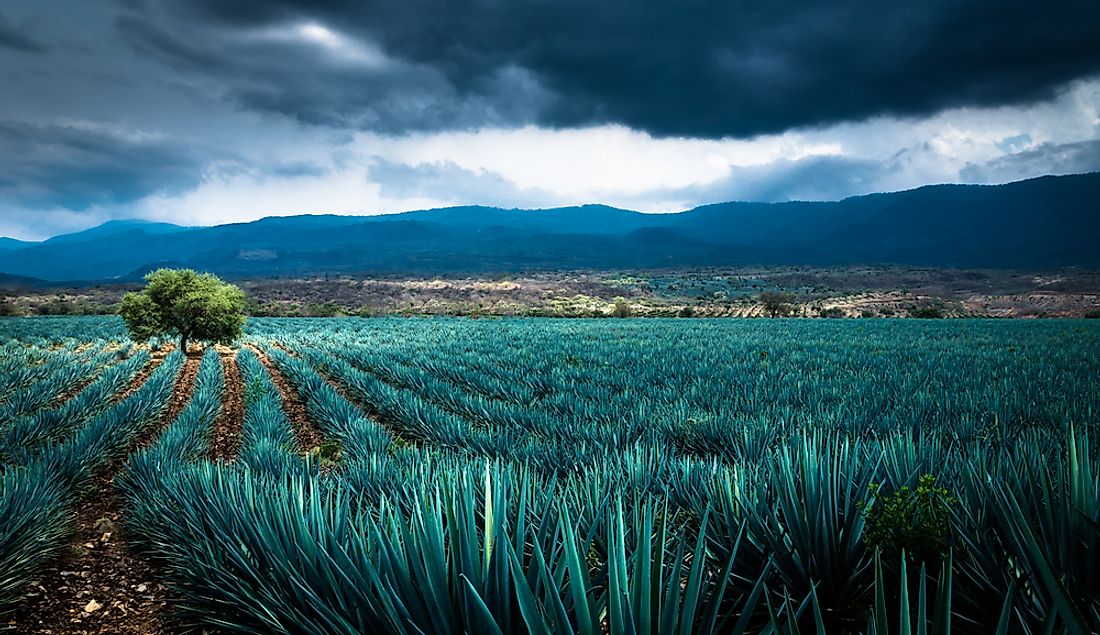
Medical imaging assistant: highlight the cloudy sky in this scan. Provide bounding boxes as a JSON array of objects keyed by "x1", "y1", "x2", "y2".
[{"x1": 1, "y1": 0, "x2": 1099, "y2": 240}]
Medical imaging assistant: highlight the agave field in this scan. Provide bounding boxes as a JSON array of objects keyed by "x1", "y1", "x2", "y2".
[{"x1": 1, "y1": 315, "x2": 1098, "y2": 634}]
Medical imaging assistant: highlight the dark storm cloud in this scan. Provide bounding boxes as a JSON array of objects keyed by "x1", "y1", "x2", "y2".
[
  {"x1": 0, "y1": 121, "x2": 213, "y2": 210},
  {"x1": 117, "y1": 0, "x2": 1100, "y2": 138},
  {"x1": 115, "y1": 9, "x2": 554, "y2": 134},
  {"x1": 0, "y1": 9, "x2": 47, "y2": 53}
]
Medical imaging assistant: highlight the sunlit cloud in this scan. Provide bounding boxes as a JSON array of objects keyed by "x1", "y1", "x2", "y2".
[{"x1": 247, "y1": 21, "x2": 391, "y2": 68}]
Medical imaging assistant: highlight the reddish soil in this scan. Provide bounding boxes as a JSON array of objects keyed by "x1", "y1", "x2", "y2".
[
  {"x1": 270, "y1": 343, "x2": 414, "y2": 449},
  {"x1": 208, "y1": 350, "x2": 243, "y2": 462},
  {"x1": 109, "y1": 345, "x2": 177, "y2": 405},
  {"x1": 8, "y1": 352, "x2": 202, "y2": 634},
  {"x1": 48, "y1": 345, "x2": 141, "y2": 410},
  {"x1": 246, "y1": 344, "x2": 324, "y2": 452},
  {"x1": 47, "y1": 374, "x2": 100, "y2": 411}
]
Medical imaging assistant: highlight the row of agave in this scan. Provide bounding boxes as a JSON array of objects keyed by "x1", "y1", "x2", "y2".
[
  {"x1": 0, "y1": 347, "x2": 148, "y2": 463},
  {"x1": 99, "y1": 331, "x2": 1098, "y2": 633},
  {"x1": 0, "y1": 344, "x2": 127, "y2": 423},
  {"x1": 114, "y1": 429, "x2": 1100, "y2": 633},
  {"x1": 0, "y1": 337, "x2": 102, "y2": 406},
  {"x1": 0, "y1": 349, "x2": 182, "y2": 613},
  {"x1": 1, "y1": 317, "x2": 1097, "y2": 632}
]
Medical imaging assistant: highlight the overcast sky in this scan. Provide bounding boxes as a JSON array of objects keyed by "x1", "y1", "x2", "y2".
[{"x1": 1, "y1": 0, "x2": 1099, "y2": 240}]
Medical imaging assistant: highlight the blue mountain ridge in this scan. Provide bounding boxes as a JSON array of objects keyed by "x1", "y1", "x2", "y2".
[{"x1": 1, "y1": 173, "x2": 1097, "y2": 282}]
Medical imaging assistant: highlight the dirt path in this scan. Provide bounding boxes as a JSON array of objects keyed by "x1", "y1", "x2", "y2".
[
  {"x1": 48, "y1": 346, "x2": 140, "y2": 411},
  {"x1": 271, "y1": 343, "x2": 416, "y2": 449},
  {"x1": 48, "y1": 371, "x2": 102, "y2": 411},
  {"x1": 247, "y1": 344, "x2": 324, "y2": 452},
  {"x1": 109, "y1": 346, "x2": 175, "y2": 406},
  {"x1": 9, "y1": 352, "x2": 202, "y2": 635},
  {"x1": 208, "y1": 349, "x2": 243, "y2": 462}
]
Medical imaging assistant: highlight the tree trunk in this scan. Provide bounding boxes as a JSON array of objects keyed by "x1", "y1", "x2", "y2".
[{"x1": 180, "y1": 334, "x2": 189, "y2": 355}]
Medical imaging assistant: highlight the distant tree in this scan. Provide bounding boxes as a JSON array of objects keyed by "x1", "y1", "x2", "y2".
[
  {"x1": 759, "y1": 291, "x2": 793, "y2": 317},
  {"x1": 308, "y1": 302, "x2": 343, "y2": 317},
  {"x1": 910, "y1": 306, "x2": 944, "y2": 319},
  {"x1": 118, "y1": 268, "x2": 245, "y2": 353},
  {"x1": 612, "y1": 298, "x2": 632, "y2": 318}
]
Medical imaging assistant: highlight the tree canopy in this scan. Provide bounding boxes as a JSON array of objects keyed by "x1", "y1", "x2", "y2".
[
  {"x1": 759, "y1": 291, "x2": 794, "y2": 318},
  {"x1": 118, "y1": 269, "x2": 245, "y2": 353}
]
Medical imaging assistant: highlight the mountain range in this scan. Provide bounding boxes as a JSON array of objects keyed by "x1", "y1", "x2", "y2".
[{"x1": 1, "y1": 173, "x2": 1098, "y2": 283}]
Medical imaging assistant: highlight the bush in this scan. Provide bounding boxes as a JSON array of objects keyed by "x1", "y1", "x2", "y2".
[
  {"x1": 863, "y1": 474, "x2": 956, "y2": 563},
  {"x1": 307, "y1": 302, "x2": 344, "y2": 317},
  {"x1": 759, "y1": 291, "x2": 793, "y2": 317},
  {"x1": 1085, "y1": 309, "x2": 1100, "y2": 319},
  {"x1": 910, "y1": 306, "x2": 944, "y2": 319}
]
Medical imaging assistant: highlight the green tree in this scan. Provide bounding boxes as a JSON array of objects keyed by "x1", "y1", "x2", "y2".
[
  {"x1": 759, "y1": 290, "x2": 793, "y2": 317},
  {"x1": 910, "y1": 306, "x2": 944, "y2": 319},
  {"x1": 118, "y1": 269, "x2": 246, "y2": 353}
]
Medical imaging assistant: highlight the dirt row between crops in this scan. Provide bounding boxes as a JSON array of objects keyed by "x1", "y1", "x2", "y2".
[
  {"x1": 246, "y1": 344, "x2": 325, "y2": 452},
  {"x1": 48, "y1": 371, "x2": 103, "y2": 412},
  {"x1": 108, "y1": 347, "x2": 173, "y2": 405},
  {"x1": 10, "y1": 350, "x2": 201, "y2": 635},
  {"x1": 267, "y1": 343, "x2": 415, "y2": 450},
  {"x1": 48, "y1": 346, "x2": 143, "y2": 411},
  {"x1": 208, "y1": 349, "x2": 244, "y2": 462}
]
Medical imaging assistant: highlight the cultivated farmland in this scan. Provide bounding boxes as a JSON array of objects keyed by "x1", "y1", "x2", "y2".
[{"x1": 1, "y1": 316, "x2": 1098, "y2": 633}]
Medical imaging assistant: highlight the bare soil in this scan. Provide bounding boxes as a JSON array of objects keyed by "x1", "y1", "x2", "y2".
[
  {"x1": 246, "y1": 344, "x2": 324, "y2": 452},
  {"x1": 208, "y1": 349, "x2": 243, "y2": 462},
  {"x1": 7, "y1": 352, "x2": 201, "y2": 634},
  {"x1": 48, "y1": 374, "x2": 101, "y2": 411},
  {"x1": 109, "y1": 348, "x2": 171, "y2": 405},
  {"x1": 269, "y1": 343, "x2": 414, "y2": 449}
]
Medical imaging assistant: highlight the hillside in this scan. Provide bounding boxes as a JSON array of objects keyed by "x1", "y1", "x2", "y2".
[{"x1": 1, "y1": 173, "x2": 1098, "y2": 281}]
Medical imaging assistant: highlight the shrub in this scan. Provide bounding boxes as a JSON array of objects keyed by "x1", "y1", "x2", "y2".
[
  {"x1": 863, "y1": 474, "x2": 956, "y2": 563},
  {"x1": 759, "y1": 291, "x2": 793, "y2": 317},
  {"x1": 910, "y1": 306, "x2": 944, "y2": 319}
]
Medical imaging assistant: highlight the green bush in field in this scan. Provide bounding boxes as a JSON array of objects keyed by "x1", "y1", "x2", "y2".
[{"x1": 863, "y1": 474, "x2": 957, "y2": 564}]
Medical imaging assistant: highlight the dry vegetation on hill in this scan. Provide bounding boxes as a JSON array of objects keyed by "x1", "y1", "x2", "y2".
[{"x1": 3, "y1": 267, "x2": 1099, "y2": 319}]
